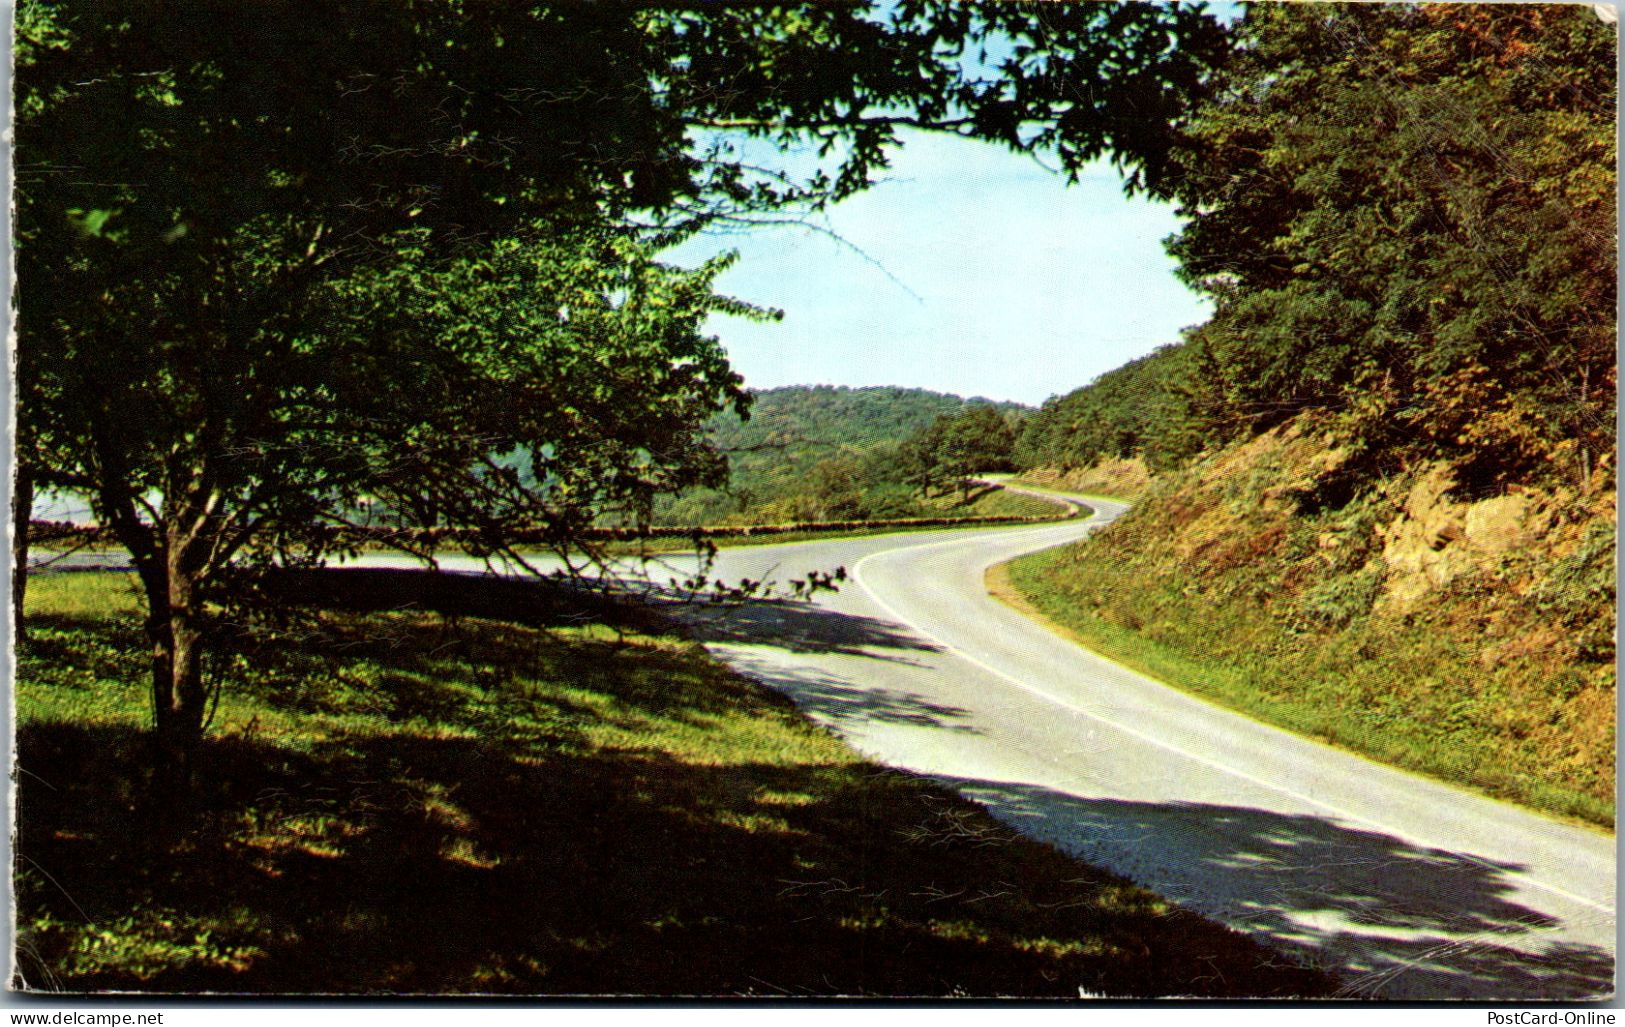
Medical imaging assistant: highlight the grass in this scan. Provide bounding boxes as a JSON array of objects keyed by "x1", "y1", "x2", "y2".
[
  {"x1": 14, "y1": 570, "x2": 1329, "y2": 997},
  {"x1": 1009, "y1": 460, "x2": 1151, "y2": 502},
  {"x1": 589, "y1": 485, "x2": 1076, "y2": 555},
  {"x1": 998, "y1": 541, "x2": 1616, "y2": 830}
]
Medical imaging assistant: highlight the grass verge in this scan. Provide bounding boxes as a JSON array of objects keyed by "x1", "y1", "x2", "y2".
[
  {"x1": 623, "y1": 485, "x2": 1071, "y2": 553},
  {"x1": 15, "y1": 570, "x2": 1329, "y2": 997},
  {"x1": 995, "y1": 550, "x2": 1614, "y2": 830},
  {"x1": 610, "y1": 515, "x2": 1074, "y2": 558}
]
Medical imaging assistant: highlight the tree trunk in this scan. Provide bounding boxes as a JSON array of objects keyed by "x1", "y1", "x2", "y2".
[
  {"x1": 149, "y1": 536, "x2": 210, "y2": 789},
  {"x1": 12, "y1": 466, "x2": 34, "y2": 644},
  {"x1": 117, "y1": 509, "x2": 212, "y2": 793},
  {"x1": 93, "y1": 455, "x2": 219, "y2": 793}
]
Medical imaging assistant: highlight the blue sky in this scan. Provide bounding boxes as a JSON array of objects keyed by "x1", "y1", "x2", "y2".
[{"x1": 671, "y1": 128, "x2": 1212, "y2": 407}]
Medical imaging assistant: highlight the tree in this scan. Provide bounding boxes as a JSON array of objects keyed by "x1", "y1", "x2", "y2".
[
  {"x1": 1014, "y1": 344, "x2": 1191, "y2": 471},
  {"x1": 900, "y1": 405, "x2": 1018, "y2": 498},
  {"x1": 16, "y1": 1, "x2": 1229, "y2": 773},
  {"x1": 1157, "y1": 3, "x2": 1615, "y2": 488}
]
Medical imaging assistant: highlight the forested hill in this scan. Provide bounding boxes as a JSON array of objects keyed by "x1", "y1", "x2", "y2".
[
  {"x1": 720, "y1": 385, "x2": 1019, "y2": 452},
  {"x1": 1020, "y1": 4, "x2": 1613, "y2": 490},
  {"x1": 1009, "y1": 3, "x2": 1616, "y2": 824},
  {"x1": 1015, "y1": 345, "x2": 1192, "y2": 477},
  {"x1": 657, "y1": 385, "x2": 1028, "y2": 525}
]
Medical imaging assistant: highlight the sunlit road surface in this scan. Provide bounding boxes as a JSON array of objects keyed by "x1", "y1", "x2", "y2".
[
  {"x1": 655, "y1": 496, "x2": 1615, "y2": 1001},
  {"x1": 55, "y1": 493, "x2": 1614, "y2": 998}
]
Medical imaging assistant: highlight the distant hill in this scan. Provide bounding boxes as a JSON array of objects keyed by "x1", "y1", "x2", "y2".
[
  {"x1": 658, "y1": 385, "x2": 1029, "y2": 525},
  {"x1": 1014, "y1": 345, "x2": 1193, "y2": 476}
]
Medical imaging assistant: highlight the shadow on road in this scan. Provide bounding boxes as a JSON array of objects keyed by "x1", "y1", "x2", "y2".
[
  {"x1": 932, "y1": 775, "x2": 1615, "y2": 1000},
  {"x1": 717, "y1": 649, "x2": 979, "y2": 734},
  {"x1": 675, "y1": 599, "x2": 942, "y2": 661},
  {"x1": 673, "y1": 598, "x2": 976, "y2": 733}
]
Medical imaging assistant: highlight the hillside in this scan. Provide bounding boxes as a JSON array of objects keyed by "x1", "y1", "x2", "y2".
[
  {"x1": 1010, "y1": 417, "x2": 1614, "y2": 824},
  {"x1": 658, "y1": 385, "x2": 1031, "y2": 526},
  {"x1": 1015, "y1": 345, "x2": 1194, "y2": 477},
  {"x1": 1006, "y1": 4, "x2": 1615, "y2": 826}
]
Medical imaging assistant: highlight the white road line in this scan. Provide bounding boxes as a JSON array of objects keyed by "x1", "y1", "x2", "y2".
[{"x1": 847, "y1": 519, "x2": 1617, "y2": 918}]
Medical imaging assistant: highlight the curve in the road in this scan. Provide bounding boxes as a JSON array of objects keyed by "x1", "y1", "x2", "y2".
[
  {"x1": 687, "y1": 493, "x2": 1616, "y2": 1000},
  {"x1": 80, "y1": 489, "x2": 1609, "y2": 999},
  {"x1": 850, "y1": 520, "x2": 1614, "y2": 918}
]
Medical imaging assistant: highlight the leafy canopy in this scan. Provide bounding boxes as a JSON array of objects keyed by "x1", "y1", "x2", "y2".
[
  {"x1": 15, "y1": 1, "x2": 1230, "y2": 753},
  {"x1": 1018, "y1": 4, "x2": 1616, "y2": 491},
  {"x1": 18, "y1": 0, "x2": 1230, "y2": 543}
]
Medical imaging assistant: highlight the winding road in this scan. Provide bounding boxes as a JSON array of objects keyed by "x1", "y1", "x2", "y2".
[
  {"x1": 59, "y1": 487, "x2": 1611, "y2": 997},
  {"x1": 659, "y1": 493, "x2": 1615, "y2": 1000}
]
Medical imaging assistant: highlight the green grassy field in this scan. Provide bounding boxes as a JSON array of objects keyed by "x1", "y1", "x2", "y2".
[{"x1": 14, "y1": 570, "x2": 1328, "y2": 996}]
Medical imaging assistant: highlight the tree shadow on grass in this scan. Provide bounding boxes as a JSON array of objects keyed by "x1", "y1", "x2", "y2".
[
  {"x1": 934, "y1": 776, "x2": 1615, "y2": 1001},
  {"x1": 14, "y1": 720, "x2": 1332, "y2": 997},
  {"x1": 265, "y1": 567, "x2": 661, "y2": 634},
  {"x1": 272, "y1": 565, "x2": 942, "y2": 663},
  {"x1": 245, "y1": 570, "x2": 803, "y2": 731}
]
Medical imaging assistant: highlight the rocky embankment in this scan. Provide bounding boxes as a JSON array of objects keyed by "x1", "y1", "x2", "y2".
[{"x1": 1015, "y1": 415, "x2": 1615, "y2": 824}]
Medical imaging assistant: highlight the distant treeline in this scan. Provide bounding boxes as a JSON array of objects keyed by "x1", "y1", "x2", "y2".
[
  {"x1": 658, "y1": 386, "x2": 1028, "y2": 526},
  {"x1": 1015, "y1": 3, "x2": 1614, "y2": 493}
]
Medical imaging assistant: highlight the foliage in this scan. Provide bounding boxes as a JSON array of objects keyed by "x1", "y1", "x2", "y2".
[
  {"x1": 1015, "y1": 345, "x2": 1195, "y2": 473},
  {"x1": 1531, "y1": 521, "x2": 1618, "y2": 658},
  {"x1": 14, "y1": 571, "x2": 1328, "y2": 996},
  {"x1": 1160, "y1": 3, "x2": 1616, "y2": 488},
  {"x1": 658, "y1": 386, "x2": 1029, "y2": 526},
  {"x1": 1020, "y1": 5, "x2": 1615, "y2": 495},
  {"x1": 899, "y1": 405, "x2": 1022, "y2": 497},
  {"x1": 15, "y1": 0, "x2": 1229, "y2": 757}
]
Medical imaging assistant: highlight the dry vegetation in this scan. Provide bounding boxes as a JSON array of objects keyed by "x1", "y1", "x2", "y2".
[
  {"x1": 1008, "y1": 415, "x2": 1615, "y2": 828},
  {"x1": 1015, "y1": 459, "x2": 1155, "y2": 501}
]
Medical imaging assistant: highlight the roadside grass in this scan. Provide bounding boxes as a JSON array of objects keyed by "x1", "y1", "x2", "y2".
[
  {"x1": 15, "y1": 570, "x2": 1329, "y2": 997},
  {"x1": 926, "y1": 486, "x2": 1063, "y2": 519},
  {"x1": 603, "y1": 485, "x2": 1075, "y2": 555},
  {"x1": 997, "y1": 548, "x2": 1615, "y2": 830}
]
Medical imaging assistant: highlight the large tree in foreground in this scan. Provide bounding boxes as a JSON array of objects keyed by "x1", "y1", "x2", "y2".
[{"x1": 15, "y1": 1, "x2": 1229, "y2": 771}]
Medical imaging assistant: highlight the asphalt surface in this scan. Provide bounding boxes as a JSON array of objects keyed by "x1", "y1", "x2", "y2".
[
  {"x1": 666, "y1": 495, "x2": 1616, "y2": 1000},
  {"x1": 42, "y1": 493, "x2": 1616, "y2": 998}
]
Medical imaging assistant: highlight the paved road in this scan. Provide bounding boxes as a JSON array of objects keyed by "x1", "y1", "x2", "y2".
[
  {"x1": 666, "y1": 496, "x2": 1616, "y2": 1000},
  {"x1": 46, "y1": 494, "x2": 1615, "y2": 997}
]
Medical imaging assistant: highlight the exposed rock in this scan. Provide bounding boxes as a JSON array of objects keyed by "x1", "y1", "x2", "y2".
[
  {"x1": 1464, "y1": 492, "x2": 1547, "y2": 555},
  {"x1": 1379, "y1": 464, "x2": 1560, "y2": 609},
  {"x1": 1380, "y1": 478, "x2": 1470, "y2": 607}
]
